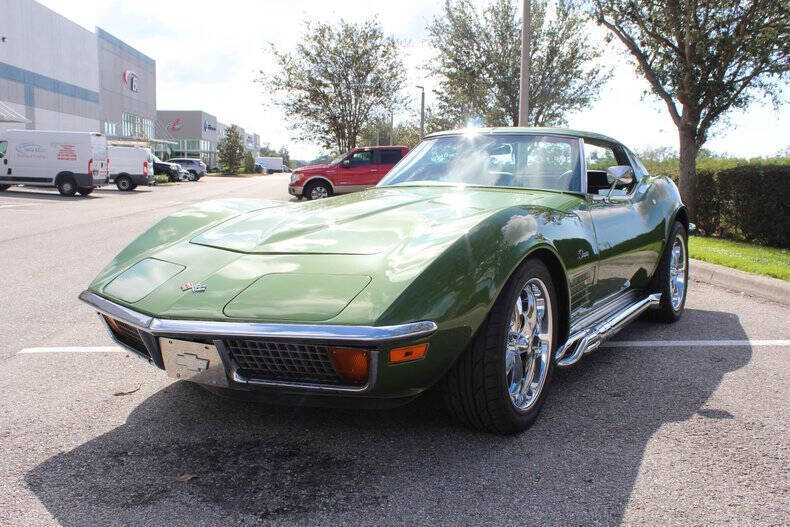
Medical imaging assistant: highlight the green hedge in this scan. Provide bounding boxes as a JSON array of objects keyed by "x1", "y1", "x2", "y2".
[{"x1": 694, "y1": 165, "x2": 789, "y2": 248}]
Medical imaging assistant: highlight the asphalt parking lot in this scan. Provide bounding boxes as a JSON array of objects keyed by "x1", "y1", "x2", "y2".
[{"x1": 0, "y1": 175, "x2": 788, "y2": 526}]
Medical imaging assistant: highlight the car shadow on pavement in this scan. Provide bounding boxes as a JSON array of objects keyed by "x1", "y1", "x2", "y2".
[
  {"x1": 25, "y1": 308, "x2": 751, "y2": 526},
  {"x1": 0, "y1": 189, "x2": 100, "y2": 201}
]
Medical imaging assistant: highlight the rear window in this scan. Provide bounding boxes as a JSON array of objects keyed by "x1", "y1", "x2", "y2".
[{"x1": 379, "y1": 149, "x2": 403, "y2": 164}]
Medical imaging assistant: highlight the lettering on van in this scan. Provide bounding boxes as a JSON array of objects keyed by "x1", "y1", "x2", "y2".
[
  {"x1": 15, "y1": 143, "x2": 47, "y2": 159},
  {"x1": 55, "y1": 144, "x2": 77, "y2": 161}
]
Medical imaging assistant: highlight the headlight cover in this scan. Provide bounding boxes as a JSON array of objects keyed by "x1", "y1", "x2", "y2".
[{"x1": 290, "y1": 172, "x2": 300, "y2": 184}]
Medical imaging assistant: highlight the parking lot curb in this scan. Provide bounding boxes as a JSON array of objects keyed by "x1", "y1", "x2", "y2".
[{"x1": 691, "y1": 259, "x2": 790, "y2": 306}]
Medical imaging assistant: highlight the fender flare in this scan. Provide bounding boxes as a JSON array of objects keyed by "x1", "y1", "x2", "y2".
[
  {"x1": 302, "y1": 175, "x2": 335, "y2": 192},
  {"x1": 54, "y1": 171, "x2": 75, "y2": 185}
]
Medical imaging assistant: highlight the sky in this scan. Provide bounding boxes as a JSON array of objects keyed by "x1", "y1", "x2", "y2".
[{"x1": 37, "y1": 0, "x2": 790, "y2": 160}]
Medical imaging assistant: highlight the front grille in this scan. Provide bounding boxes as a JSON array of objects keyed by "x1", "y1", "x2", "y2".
[
  {"x1": 104, "y1": 316, "x2": 150, "y2": 357},
  {"x1": 225, "y1": 339, "x2": 344, "y2": 385}
]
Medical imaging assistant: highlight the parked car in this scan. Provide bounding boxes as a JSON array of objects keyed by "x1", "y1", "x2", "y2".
[
  {"x1": 79, "y1": 127, "x2": 690, "y2": 434},
  {"x1": 108, "y1": 145, "x2": 155, "y2": 191},
  {"x1": 152, "y1": 154, "x2": 182, "y2": 182},
  {"x1": 288, "y1": 145, "x2": 408, "y2": 200},
  {"x1": 0, "y1": 129, "x2": 109, "y2": 196},
  {"x1": 254, "y1": 156, "x2": 285, "y2": 174},
  {"x1": 166, "y1": 157, "x2": 206, "y2": 180}
]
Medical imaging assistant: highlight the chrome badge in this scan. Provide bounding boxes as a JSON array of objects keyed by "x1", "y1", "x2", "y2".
[{"x1": 180, "y1": 282, "x2": 207, "y2": 293}]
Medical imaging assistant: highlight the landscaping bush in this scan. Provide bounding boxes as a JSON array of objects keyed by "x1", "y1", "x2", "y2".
[
  {"x1": 694, "y1": 165, "x2": 789, "y2": 248},
  {"x1": 243, "y1": 151, "x2": 255, "y2": 173}
]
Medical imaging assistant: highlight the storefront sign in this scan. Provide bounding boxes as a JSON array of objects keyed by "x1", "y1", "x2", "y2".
[
  {"x1": 167, "y1": 118, "x2": 183, "y2": 132},
  {"x1": 123, "y1": 70, "x2": 139, "y2": 92},
  {"x1": 203, "y1": 121, "x2": 217, "y2": 132}
]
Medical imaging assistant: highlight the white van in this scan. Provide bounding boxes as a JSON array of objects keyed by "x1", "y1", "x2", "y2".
[
  {"x1": 108, "y1": 145, "x2": 155, "y2": 191},
  {"x1": 0, "y1": 130, "x2": 109, "y2": 196}
]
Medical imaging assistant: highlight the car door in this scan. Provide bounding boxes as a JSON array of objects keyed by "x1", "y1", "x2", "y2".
[
  {"x1": 584, "y1": 140, "x2": 662, "y2": 305},
  {"x1": 336, "y1": 149, "x2": 375, "y2": 191},
  {"x1": 374, "y1": 148, "x2": 405, "y2": 182}
]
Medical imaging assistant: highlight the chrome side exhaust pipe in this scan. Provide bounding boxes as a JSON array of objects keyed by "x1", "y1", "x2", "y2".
[{"x1": 555, "y1": 293, "x2": 661, "y2": 367}]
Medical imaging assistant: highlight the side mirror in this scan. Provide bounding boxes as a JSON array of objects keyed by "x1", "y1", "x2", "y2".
[
  {"x1": 341, "y1": 159, "x2": 350, "y2": 168},
  {"x1": 605, "y1": 165, "x2": 634, "y2": 200}
]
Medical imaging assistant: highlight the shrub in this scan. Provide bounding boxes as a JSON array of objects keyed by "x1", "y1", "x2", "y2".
[
  {"x1": 694, "y1": 165, "x2": 789, "y2": 248},
  {"x1": 154, "y1": 174, "x2": 169, "y2": 184},
  {"x1": 243, "y1": 151, "x2": 255, "y2": 173}
]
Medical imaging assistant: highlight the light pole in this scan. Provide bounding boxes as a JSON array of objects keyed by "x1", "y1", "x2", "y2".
[
  {"x1": 518, "y1": 0, "x2": 531, "y2": 126},
  {"x1": 416, "y1": 85, "x2": 425, "y2": 139}
]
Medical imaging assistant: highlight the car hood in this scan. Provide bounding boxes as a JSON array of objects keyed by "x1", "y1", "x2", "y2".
[
  {"x1": 190, "y1": 186, "x2": 536, "y2": 255},
  {"x1": 91, "y1": 186, "x2": 583, "y2": 323},
  {"x1": 295, "y1": 163, "x2": 333, "y2": 173}
]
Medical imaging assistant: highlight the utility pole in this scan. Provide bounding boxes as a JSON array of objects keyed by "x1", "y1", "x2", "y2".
[
  {"x1": 416, "y1": 85, "x2": 425, "y2": 138},
  {"x1": 518, "y1": 0, "x2": 531, "y2": 126}
]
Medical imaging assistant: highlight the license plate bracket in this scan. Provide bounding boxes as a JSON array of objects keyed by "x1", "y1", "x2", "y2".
[{"x1": 160, "y1": 338, "x2": 229, "y2": 388}]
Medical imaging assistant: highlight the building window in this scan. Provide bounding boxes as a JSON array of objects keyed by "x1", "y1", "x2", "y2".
[
  {"x1": 104, "y1": 121, "x2": 117, "y2": 136},
  {"x1": 121, "y1": 112, "x2": 154, "y2": 139}
]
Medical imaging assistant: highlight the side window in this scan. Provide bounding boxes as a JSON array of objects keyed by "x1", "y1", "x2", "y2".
[
  {"x1": 0, "y1": 141, "x2": 7, "y2": 157},
  {"x1": 379, "y1": 149, "x2": 403, "y2": 164},
  {"x1": 584, "y1": 141, "x2": 634, "y2": 195},
  {"x1": 349, "y1": 150, "x2": 373, "y2": 167}
]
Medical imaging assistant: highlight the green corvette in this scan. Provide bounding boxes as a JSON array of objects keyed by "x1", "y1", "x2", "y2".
[{"x1": 81, "y1": 127, "x2": 690, "y2": 434}]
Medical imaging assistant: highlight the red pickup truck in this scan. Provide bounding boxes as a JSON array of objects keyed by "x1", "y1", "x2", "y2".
[{"x1": 288, "y1": 145, "x2": 409, "y2": 200}]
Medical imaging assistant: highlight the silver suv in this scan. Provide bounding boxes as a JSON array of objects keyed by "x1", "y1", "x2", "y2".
[{"x1": 167, "y1": 158, "x2": 207, "y2": 180}]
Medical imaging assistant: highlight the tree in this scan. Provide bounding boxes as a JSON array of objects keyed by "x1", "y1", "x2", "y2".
[
  {"x1": 278, "y1": 146, "x2": 291, "y2": 168},
  {"x1": 217, "y1": 125, "x2": 245, "y2": 174},
  {"x1": 593, "y1": 0, "x2": 790, "y2": 220},
  {"x1": 263, "y1": 18, "x2": 404, "y2": 153},
  {"x1": 426, "y1": 0, "x2": 609, "y2": 128}
]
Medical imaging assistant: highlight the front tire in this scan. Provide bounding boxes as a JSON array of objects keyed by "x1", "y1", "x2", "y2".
[
  {"x1": 77, "y1": 187, "x2": 93, "y2": 196},
  {"x1": 304, "y1": 180, "x2": 332, "y2": 200},
  {"x1": 647, "y1": 221, "x2": 688, "y2": 323},
  {"x1": 0, "y1": 184, "x2": 10, "y2": 191},
  {"x1": 442, "y1": 258, "x2": 557, "y2": 434}
]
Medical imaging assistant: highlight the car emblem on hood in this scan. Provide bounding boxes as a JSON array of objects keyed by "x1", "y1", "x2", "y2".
[{"x1": 181, "y1": 282, "x2": 207, "y2": 293}]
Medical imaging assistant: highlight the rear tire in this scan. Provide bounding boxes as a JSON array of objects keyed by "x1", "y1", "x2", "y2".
[
  {"x1": 646, "y1": 221, "x2": 688, "y2": 323},
  {"x1": 77, "y1": 187, "x2": 93, "y2": 196},
  {"x1": 0, "y1": 184, "x2": 10, "y2": 191},
  {"x1": 188, "y1": 170, "x2": 197, "y2": 181},
  {"x1": 57, "y1": 177, "x2": 77, "y2": 196},
  {"x1": 116, "y1": 175, "x2": 133, "y2": 191},
  {"x1": 304, "y1": 180, "x2": 332, "y2": 200},
  {"x1": 442, "y1": 258, "x2": 558, "y2": 434}
]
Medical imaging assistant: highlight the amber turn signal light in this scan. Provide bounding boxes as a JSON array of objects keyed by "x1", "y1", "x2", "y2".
[
  {"x1": 389, "y1": 343, "x2": 428, "y2": 364},
  {"x1": 328, "y1": 347, "x2": 369, "y2": 384}
]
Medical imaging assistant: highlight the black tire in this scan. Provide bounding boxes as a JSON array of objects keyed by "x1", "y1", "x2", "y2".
[
  {"x1": 646, "y1": 221, "x2": 688, "y2": 323},
  {"x1": 442, "y1": 258, "x2": 558, "y2": 434},
  {"x1": 0, "y1": 184, "x2": 10, "y2": 191},
  {"x1": 77, "y1": 187, "x2": 94, "y2": 196},
  {"x1": 116, "y1": 175, "x2": 133, "y2": 191},
  {"x1": 304, "y1": 180, "x2": 332, "y2": 200},
  {"x1": 57, "y1": 176, "x2": 77, "y2": 196},
  {"x1": 188, "y1": 170, "x2": 197, "y2": 181}
]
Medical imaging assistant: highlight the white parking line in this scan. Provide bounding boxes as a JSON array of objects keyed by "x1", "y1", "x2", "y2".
[
  {"x1": 603, "y1": 340, "x2": 790, "y2": 347},
  {"x1": 18, "y1": 346, "x2": 123, "y2": 354}
]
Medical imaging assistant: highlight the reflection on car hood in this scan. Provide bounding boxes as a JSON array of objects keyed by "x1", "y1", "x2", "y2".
[{"x1": 190, "y1": 186, "x2": 573, "y2": 255}]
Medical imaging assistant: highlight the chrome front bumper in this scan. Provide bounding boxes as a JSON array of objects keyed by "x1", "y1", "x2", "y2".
[{"x1": 79, "y1": 290, "x2": 437, "y2": 394}]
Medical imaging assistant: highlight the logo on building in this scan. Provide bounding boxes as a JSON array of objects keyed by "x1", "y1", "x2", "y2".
[
  {"x1": 167, "y1": 118, "x2": 183, "y2": 132},
  {"x1": 203, "y1": 121, "x2": 217, "y2": 132},
  {"x1": 123, "y1": 70, "x2": 139, "y2": 93}
]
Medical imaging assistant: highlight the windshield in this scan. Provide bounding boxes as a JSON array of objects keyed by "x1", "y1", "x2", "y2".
[
  {"x1": 378, "y1": 133, "x2": 582, "y2": 192},
  {"x1": 329, "y1": 153, "x2": 346, "y2": 165},
  {"x1": 152, "y1": 154, "x2": 162, "y2": 163}
]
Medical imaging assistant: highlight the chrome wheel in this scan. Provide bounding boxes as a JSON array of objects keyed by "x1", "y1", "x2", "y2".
[
  {"x1": 505, "y1": 277, "x2": 553, "y2": 412},
  {"x1": 309, "y1": 184, "x2": 329, "y2": 199},
  {"x1": 669, "y1": 234, "x2": 687, "y2": 310}
]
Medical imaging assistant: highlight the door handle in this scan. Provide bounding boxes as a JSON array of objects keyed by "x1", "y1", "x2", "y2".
[{"x1": 371, "y1": 168, "x2": 378, "y2": 173}]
